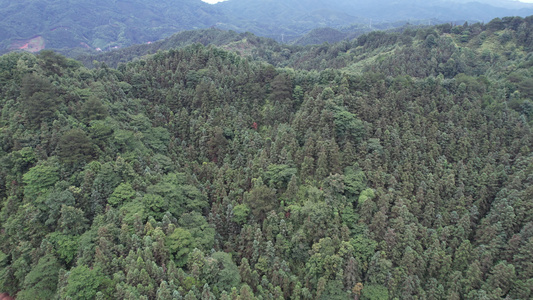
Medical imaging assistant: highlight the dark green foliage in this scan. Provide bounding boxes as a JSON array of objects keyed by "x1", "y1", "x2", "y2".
[
  {"x1": 38, "y1": 50, "x2": 69, "y2": 76},
  {"x1": 207, "y1": 252, "x2": 241, "y2": 294},
  {"x1": 58, "y1": 129, "x2": 95, "y2": 165},
  {"x1": 16, "y1": 253, "x2": 60, "y2": 300},
  {"x1": 80, "y1": 96, "x2": 108, "y2": 123},
  {"x1": 2, "y1": 20, "x2": 533, "y2": 300},
  {"x1": 60, "y1": 265, "x2": 108, "y2": 299},
  {"x1": 20, "y1": 74, "x2": 58, "y2": 127},
  {"x1": 244, "y1": 178, "x2": 278, "y2": 221},
  {"x1": 265, "y1": 164, "x2": 297, "y2": 189}
]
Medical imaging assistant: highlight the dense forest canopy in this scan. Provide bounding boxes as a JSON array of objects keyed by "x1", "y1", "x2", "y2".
[{"x1": 1, "y1": 15, "x2": 533, "y2": 299}]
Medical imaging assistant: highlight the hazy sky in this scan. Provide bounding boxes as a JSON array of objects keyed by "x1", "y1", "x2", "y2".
[{"x1": 201, "y1": 0, "x2": 533, "y2": 3}]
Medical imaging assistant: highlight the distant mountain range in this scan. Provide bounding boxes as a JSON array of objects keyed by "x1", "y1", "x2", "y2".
[
  {"x1": 0, "y1": 0, "x2": 225, "y2": 52},
  {"x1": 1, "y1": 0, "x2": 533, "y2": 53}
]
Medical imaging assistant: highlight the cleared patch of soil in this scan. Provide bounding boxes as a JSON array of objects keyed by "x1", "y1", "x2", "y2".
[
  {"x1": 9, "y1": 36, "x2": 45, "y2": 52},
  {"x1": 0, "y1": 293, "x2": 14, "y2": 300}
]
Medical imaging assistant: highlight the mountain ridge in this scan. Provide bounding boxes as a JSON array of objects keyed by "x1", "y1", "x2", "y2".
[{"x1": 2, "y1": 0, "x2": 533, "y2": 53}]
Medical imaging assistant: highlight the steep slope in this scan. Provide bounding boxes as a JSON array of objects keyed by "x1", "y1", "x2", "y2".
[
  {"x1": 72, "y1": 29, "x2": 282, "y2": 68},
  {"x1": 291, "y1": 27, "x2": 349, "y2": 46},
  {"x1": 0, "y1": 0, "x2": 226, "y2": 52},
  {"x1": 1, "y1": 16, "x2": 533, "y2": 299}
]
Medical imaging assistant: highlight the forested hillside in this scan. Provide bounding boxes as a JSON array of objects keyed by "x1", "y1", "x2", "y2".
[
  {"x1": 1, "y1": 16, "x2": 533, "y2": 299},
  {"x1": 2, "y1": 0, "x2": 533, "y2": 54},
  {"x1": 217, "y1": 0, "x2": 533, "y2": 35},
  {"x1": 0, "y1": 0, "x2": 226, "y2": 52}
]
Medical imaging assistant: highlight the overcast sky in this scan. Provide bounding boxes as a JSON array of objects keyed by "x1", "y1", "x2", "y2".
[{"x1": 201, "y1": 0, "x2": 533, "y2": 4}]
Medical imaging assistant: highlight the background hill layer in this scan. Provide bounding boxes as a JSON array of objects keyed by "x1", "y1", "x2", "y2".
[
  {"x1": 1, "y1": 16, "x2": 533, "y2": 299},
  {"x1": 2, "y1": 0, "x2": 533, "y2": 53}
]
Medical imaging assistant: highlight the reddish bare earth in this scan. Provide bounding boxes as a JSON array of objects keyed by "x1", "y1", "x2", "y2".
[
  {"x1": 0, "y1": 293, "x2": 14, "y2": 300},
  {"x1": 9, "y1": 36, "x2": 45, "y2": 52}
]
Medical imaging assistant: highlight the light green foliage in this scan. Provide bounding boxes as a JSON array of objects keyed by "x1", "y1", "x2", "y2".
[
  {"x1": 108, "y1": 182, "x2": 136, "y2": 206},
  {"x1": 361, "y1": 284, "x2": 389, "y2": 300},
  {"x1": 166, "y1": 227, "x2": 194, "y2": 267},
  {"x1": 23, "y1": 162, "x2": 59, "y2": 200},
  {"x1": 62, "y1": 265, "x2": 107, "y2": 300},
  {"x1": 146, "y1": 173, "x2": 207, "y2": 219},
  {"x1": 232, "y1": 204, "x2": 250, "y2": 225},
  {"x1": 144, "y1": 127, "x2": 171, "y2": 152},
  {"x1": 293, "y1": 85, "x2": 304, "y2": 102},
  {"x1": 89, "y1": 119, "x2": 114, "y2": 146},
  {"x1": 46, "y1": 232, "x2": 80, "y2": 264},
  {"x1": 114, "y1": 129, "x2": 142, "y2": 152},
  {"x1": 366, "y1": 138, "x2": 383, "y2": 154},
  {"x1": 131, "y1": 113, "x2": 152, "y2": 131},
  {"x1": 358, "y1": 188, "x2": 375, "y2": 205},
  {"x1": 0, "y1": 147, "x2": 36, "y2": 176},
  {"x1": 144, "y1": 193, "x2": 166, "y2": 219},
  {"x1": 333, "y1": 108, "x2": 366, "y2": 142},
  {"x1": 304, "y1": 239, "x2": 354, "y2": 299},
  {"x1": 298, "y1": 185, "x2": 324, "y2": 203},
  {"x1": 343, "y1": 166, "x2": 367, "y2": 199},
  {"x1": 120, "y1": 200, "x2": 147, "y2": 224},
  {"x1": 58, "y1": 205, "x2": 88, "y2": 235},
  {"x1": 350, "y1": 234, "x2": 378, "y2": 270},
  {"x1": 152, "y1": 154, "x2": 174, "y2": 173},
  {"x1": 340, "y1": 205, "x2": 359, "y2": 229},
  {"x1": 306, "y1": 238, "x2": 342, "y2": 278}
]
